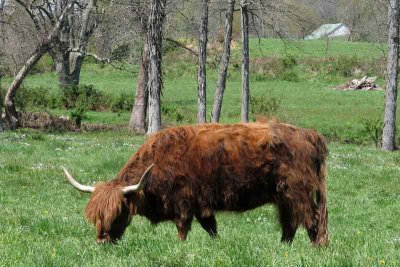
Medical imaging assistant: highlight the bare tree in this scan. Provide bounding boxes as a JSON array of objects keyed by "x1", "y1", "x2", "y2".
[
  {"x1": 147, "y1": 0, "x2": 166, "y2": 134},
  {"x1": 0, "y1": 0, "x2": 5, "y2": 131},
  {"x1": 382, "y1": 0, "x2": 400, "y2": 151},
  {"x1": 129, "y1": 1, "x2": 150, "y2": 133},
  {"x1": 241, "y1": 0, "x2": 249, "y2": 122},
  {"x1": 4, "y1": 1, "x2": 76, "y2": 129},
  {"x1": 51, "y1": 0, "x2": 98, "y2": 89},
  {"x1": 129, "y1": 40, "x2": 149, "y2": 133},
  {"x1": 197, "y1": 0, "x2": 209, "y2": 123},
  {"x1": 211, "y1": 0, "x2": 235, "y2": 123}
]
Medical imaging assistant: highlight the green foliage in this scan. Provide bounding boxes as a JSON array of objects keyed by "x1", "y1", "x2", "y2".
[
  {"x1": 15, "y1": 86, "x2": 58, "y2": 111},
  {"x1": 250, "y1": 93, "x2": 281, "y2": 120},
  {"x1": 281, "y1": 54, "x2": 298, "y2": 69},
  {"x1": 331, "y1": 56, "x2": 362, "y2": 77},
  {"x1": 250, "y1": 55, "x2": 300, "y2": 82},
  {"x1": 111, "y1": 93, "x2": 133, "y2": 113},
  {"x1": 280, "y1": 69, "x2": 300, "y2": 82},
  {"x1": 360, "y1": 117, "x2": 383, "y2": 148},
  {"x1": 111, "y1": 44, "x2": 131, "y2": 62},
  {"x1": 69, "y1": 107, "x2": 87, "y2": 127},
  {"x1": 161, "y1": 103, "x2": 185, "y2": 123},
  {"x1": 61, "y1": 84, "x2": 111, "y2": 111},
  {"x1": 30, "y1": 54, "x2": 54, "y2": 75}
]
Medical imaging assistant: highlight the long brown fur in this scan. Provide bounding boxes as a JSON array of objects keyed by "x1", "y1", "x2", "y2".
[{"x1": 83, "y1": 121, "x2": 329, "y2": 245}]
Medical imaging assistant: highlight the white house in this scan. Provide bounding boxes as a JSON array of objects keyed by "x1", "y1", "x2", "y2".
[{"x1": 305, "y1": 23, "x2": 351, "y2": 40}]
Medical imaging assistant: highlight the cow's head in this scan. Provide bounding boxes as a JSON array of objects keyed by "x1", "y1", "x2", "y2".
[{"x1": 62, "y1": 164, "x2": 154, "y2": 243}]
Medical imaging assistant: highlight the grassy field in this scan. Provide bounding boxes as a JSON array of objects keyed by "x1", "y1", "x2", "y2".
[
  {"x1": 1, "y1": 39, "x2": 400, "y2": 266},
  {"x1": 1, "y1": 39, "x2": 393, "y2": 143},
  {"x1": 1, "y1": 130, "x2": 399, "y2": 266}
]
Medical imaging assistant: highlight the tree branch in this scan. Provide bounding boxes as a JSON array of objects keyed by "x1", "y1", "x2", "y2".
[{"x1": 164, "y1": 37, "x2": 198, "y2": 57}]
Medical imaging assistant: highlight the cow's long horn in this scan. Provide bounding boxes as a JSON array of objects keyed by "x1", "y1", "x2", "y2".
[
  {"x1": 121, "y1": 164, "x2": 154, "y2": 194},
  {"x1": 62, "y1": 167, "x2": 95, "y2": 193}
]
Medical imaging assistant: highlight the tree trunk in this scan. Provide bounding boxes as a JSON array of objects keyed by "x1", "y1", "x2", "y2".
[
  {"x1": 382, "y1": 0, "x2": 400, "y2": 151},
  {"x1": 53, "y1": 50, "x2": 72, "y2": 89},
  {"x1": 0, "y1": 76, "x2": 3, "y2": 132},
  {"x1": 146, "y1": 0, "x2": 166, "y2": 134},
  {"x1": 211, "y1": 0, "x2": 235, "y2": 123},
  {"x1": 69, "y1": 52, "x2": 85, "y2": 86},
  {"x1": 241, "y1": 0, "x2": 250, "y2": 122},
  {"x1": 5, "y1": 47, "x2": 48, "y2": 129},
  {"x1": 53, "y1": 0, "x2": 96, "y2": 90},
  {"x1": 197, "y1": 0, "x2": 209, "y2": 124},
  {"x1": 129, "y1": 41, "x2": 149, "y2": 134},
  {"x1": 4, "y1": 1, "x2": 75, "y2": 129}
]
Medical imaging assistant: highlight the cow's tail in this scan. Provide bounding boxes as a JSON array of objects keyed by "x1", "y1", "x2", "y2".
[{"x1": 315, "y1": 160, "x2": 329, "y2": 246}]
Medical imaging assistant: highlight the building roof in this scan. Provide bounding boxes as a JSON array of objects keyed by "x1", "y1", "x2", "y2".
[{"x1": 305, "y1": 23, "x2": 350, "y2": 40}]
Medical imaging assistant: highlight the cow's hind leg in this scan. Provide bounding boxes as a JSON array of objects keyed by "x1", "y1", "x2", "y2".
[
  {"x1": 278, "y1": 203, "x2": 298, "y2": 244},
  {"x1": 175, "y1": 216, "x2": 193, "y2": 241},
  {"x1": 196, "y1": 215, "x2": 218, "y2": 238}
]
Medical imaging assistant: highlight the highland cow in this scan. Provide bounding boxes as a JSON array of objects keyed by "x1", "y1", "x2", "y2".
[{"x1": 63, "y1": 122, "x2": 329, "y2": 245}]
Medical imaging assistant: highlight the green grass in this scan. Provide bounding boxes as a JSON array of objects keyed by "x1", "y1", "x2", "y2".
[
  {"x1": 246, "y1": 38, "x2": 386, "y2": 59},
  {"x1": 1, "y1": 38, "x2": 400, "y2": 266},
  {"x1": 0, "y1": 130, "x2": 399, "y2": 266}
]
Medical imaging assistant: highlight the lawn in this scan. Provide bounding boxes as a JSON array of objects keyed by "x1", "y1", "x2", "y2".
[
  {"x1": 0, "y1": 130, "x2": 399, "y2": 266},
  {"x1": 1, "y1": 38, "x2": 400, "y2": 266}
]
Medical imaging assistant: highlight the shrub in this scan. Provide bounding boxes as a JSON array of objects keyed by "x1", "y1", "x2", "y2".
[
  {"x1": 281, "y1": 55, "x2": 298, "y2": 69},
  {"x1": 111, "y1": 44, "x2": 131, "y2": 62},
  {"x1": 161, "y1": 103, "x2": 185, "y2": 123},
  {"x1": 280, "y1": 69, "x2": 300, "y2": 82},
  {"x1": 250, "y1": 93, "x2": 281, "y2": 121},
  {"x1": 30, "y1": 54, "x2": 54, "y2": 74},
  {"x1": 70, "y1": 107, "x2": 87, "y2": 128},
  {"x1": 360, "y1": 117, "x2": 383, "y2": 148},
  {"x1": 250, "y1": 56, "x2": 300, "y2": 82},
  {"x1": 61, "y1": 84, "x2": 110, "y2": 111},
  {"x1": 15, "y1": 86, "x2": 57, "y2": 111},
  {"x1": 112, "y1": 93, "x2": 133, "y2": 112},
  {"x1": 331, "y1": 56, "x2": 361, "y2": 77}
]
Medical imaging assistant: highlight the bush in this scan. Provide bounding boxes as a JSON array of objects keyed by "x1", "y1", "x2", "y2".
[
  {"x1": 30, "y1": 54, "x2": 54, "y2": 74},
  {"x1": 111, "y1": 44, "x2": 131, "y2": 62},
  {"x1": 280, "y1": 69, "x2": 300, "y2": 82},
  {"x1": 281, "y1": 55, "x2": 298, "y2": 69},
  {"x1": 111, "y1": 93, "x2": 133, "y2": 112},
  {"x1": 161, "y1": 103, "x2": 185, "y2": 123},
  {"x1": 331, "y1": 56, "x2": 361, "y2": 77},
  {"x1": 250, "y1": 93, "x2": 281, "y2": 121},
  {"x1": 250, "y1": 56, "x2": 300, "y2": 82},
  {"x1": 61, "y1": 84, "x2": 110, "y2": 111},
  {"x1": 70, "y1": 107, "x2": 87, "y2": 128},
  {"x1": 14, "y1": 86, "x2": 57, "y2": 111},
  {"x1": 360, "y1": 117, "x2": 383, "y2": 148}
]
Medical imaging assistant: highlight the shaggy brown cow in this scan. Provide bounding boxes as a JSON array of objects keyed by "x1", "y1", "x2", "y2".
[{"x1": 63, "y1": 122, "x2": 329, "y2": 245}]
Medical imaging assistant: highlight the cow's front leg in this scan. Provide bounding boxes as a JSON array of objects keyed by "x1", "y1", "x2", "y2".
[{"x1": 175, "y1": 216, "x2": 193, "y2": 241}]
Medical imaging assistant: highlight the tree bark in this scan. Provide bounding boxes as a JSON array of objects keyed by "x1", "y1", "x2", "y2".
[
  {"x1": 0, "y1": 76, "x2": 3, "y2": 131},
  {"x1": 53, "y1": 0, "x2": 96, "y2": 89},
  {"x1": 211, "y1": 0, "x2": 235, "y2": 123},
  {"x1": 5, "y1": 47, "x2": 48, "y2": 129},
  {"x1": 129, "y1": 41, "x2": 149, "y2": 134},
  {"x1": 4, "y1": 1, "x2": 75, "y2": 129},
  {"x1": 382, "y1": 0, "x2": 400, "y2": 151},
  {"x1": 241, "y1": 0, "x2": 250, "y2": 122},
  {"x1": 197, "y1": 0, "x2": 209, "y2": 124},
  {"x1": 146, "y1": 0, "x2": 166, "y2": 134}
]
